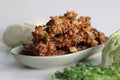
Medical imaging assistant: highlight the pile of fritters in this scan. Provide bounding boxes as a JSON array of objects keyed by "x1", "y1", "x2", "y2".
[{"x1": 20, "y1": 11, "x2": 106, "y2": 56}]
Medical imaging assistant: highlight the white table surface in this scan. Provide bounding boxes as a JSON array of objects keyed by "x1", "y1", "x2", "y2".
[{"x1": 0, "y1": 0, "x2": 120, "y2": 80}]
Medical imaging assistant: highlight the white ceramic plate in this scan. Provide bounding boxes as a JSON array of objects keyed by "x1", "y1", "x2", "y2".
[{"x1": 10, "y1": 43, "x2": 104, "y2": 69}]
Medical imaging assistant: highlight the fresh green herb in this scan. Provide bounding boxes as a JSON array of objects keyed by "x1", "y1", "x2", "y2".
[{"x1": 52, "y1": 63, "x2": 120, "y2": 80}]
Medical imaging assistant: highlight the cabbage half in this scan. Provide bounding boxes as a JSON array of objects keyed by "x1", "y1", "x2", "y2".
[
  {"x1": 101, "y1": 29, "x2": 120, "y2": 67},
  {"x1": 3, "y1": 23, "x2": 35, "y2": 48}
]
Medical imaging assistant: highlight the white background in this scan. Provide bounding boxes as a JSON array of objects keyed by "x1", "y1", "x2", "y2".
[{"x1": 0, "y1": 0, "x2": 120, "y2": 80}]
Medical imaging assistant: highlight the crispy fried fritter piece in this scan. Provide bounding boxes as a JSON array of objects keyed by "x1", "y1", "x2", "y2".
[
  {"x1": 64, "y1": 11, "x2": 78, "y2": 20},
  {"x1": 46, "y1": 16, "x2": 70, "y2": 37},
  {"x1": 32, "y1": 26, "x2": 48, "y2": 43},
  {"x1": 20, "y1": 11, "x2": 106, "y2": 56}
]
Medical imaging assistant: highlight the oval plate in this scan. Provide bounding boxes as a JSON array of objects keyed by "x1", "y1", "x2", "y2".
[{"x1": 10, "y1": 43, "x2": 104, "y2": 69}]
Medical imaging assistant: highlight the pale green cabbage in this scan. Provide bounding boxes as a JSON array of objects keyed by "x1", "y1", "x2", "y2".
[
  {"x1": 3, "y1": 23, "x2": 35, "y2": 48},
  {"x1": 3, "y1": 21, "x2": 47, "y2": 48},
  {"x1": 101, "y1": 29, "x2": 120, "y2": 67}
]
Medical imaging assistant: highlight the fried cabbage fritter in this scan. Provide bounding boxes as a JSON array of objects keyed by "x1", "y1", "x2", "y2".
[{"x1": 20, "y1": 11, "x2": 106, "y2": 56}]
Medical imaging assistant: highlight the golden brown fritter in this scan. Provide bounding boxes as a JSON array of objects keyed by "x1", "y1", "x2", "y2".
[{"x1": 20, "y1": 11, "x2": 106, "y2": 56}]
